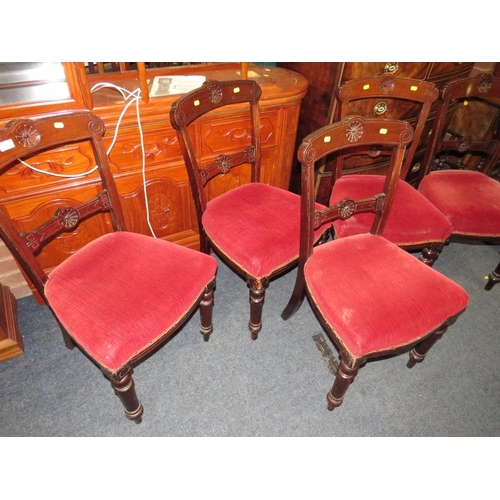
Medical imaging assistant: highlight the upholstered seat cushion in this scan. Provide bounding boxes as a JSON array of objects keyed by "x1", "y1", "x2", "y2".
[
  {"x1": 45, "y1": 232, "x2": 217, "y2": 372},
  {"x1": 203, "y1": 183, "x2": 327, "y2": 278},
  {"x1": 418, "y1": 170, "x2": 500, "y2": 236},
  {"x1": 331, "y1": 175, "x2": 454, "y2": 244},
  {"x1": 305, "y1": 234, "x2": 469, "y2": 358}
]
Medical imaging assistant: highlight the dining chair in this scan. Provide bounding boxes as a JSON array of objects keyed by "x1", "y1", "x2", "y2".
[
  {"x1": 282, "y1": 115, "x2": 469, "y2": 411},
  {"x1": 418, "y1": 72, "x2": 500, "y2": 290},
  {"x1": 170, "y1": 79, "x2": 328, "y2": 339},
  {"x1": 0, "y1": 111, "x2": 218, "y2": 423},
  {"x1": 329, "y1": 74, "x2": 454, "y2": 265}
]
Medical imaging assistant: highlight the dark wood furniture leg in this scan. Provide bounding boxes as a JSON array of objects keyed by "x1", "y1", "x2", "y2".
[
  {"x1": 247, "y1": 277, "x2": 269, "y2": 340},
  {"x1": 485, "y1": 261, "x2": 500, "y2": 290},
  {"x1": 407, "y1": 325, "x2": 447, "y2": 368},
  {"x1": 199, "y1": 280, "x2": 216, "y2": 342},
  {"x1": 110, "y1": 368, "x2": 143, "y2": 424},
  {"x1": 327, "y1": 358, "x2": 359, "y2": 411}
]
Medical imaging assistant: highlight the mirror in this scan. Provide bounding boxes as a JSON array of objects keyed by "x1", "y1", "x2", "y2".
[{"x1": 0, "y1": 62, "x2": 70, "y2": 105}]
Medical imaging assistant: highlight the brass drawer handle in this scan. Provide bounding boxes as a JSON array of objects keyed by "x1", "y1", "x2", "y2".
[
  {"x1": 373, "y1": 101, "x2": 388, "y2": 116},
  {"x1": 384, "y1": 62, "x2": 399, "y2": 74}
]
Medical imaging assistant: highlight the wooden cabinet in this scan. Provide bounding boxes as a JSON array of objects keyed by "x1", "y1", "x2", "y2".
[
  {"x1": 0, "y1": 63, "x2": 308, "y2": 300},
  {"x1": 0, "y1": 283, "x2": 23, "y2": 362},
  {"x1": 276, "y1": 62, "x2": 476, "y2": 201}
]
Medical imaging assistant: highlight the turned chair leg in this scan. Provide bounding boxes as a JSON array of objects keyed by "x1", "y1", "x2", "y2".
[
  {"x1": 110, "y1": 368, "x2": 143, "y2": 423},
  {"x1": 199, "y1": 279, "x2": 216, "y2": 342},
  {"x1": 419, "y1": 242, "x2": 444, "y2": 266},
  {"x1": 407, "y1": 326, "x2": 446, "y2": 368},
  {"x1": 485, "y1": 261, "x2": 500, "y2": 290},
  {"x1": 247, "y1": 276, "x2": 269, "y2": 340},
  {"x1": 326, "y1": 358, "x2": 359, "y2": 411}
]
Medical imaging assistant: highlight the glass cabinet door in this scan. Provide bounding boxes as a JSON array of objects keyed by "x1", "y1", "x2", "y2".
[{"x1": 0, "y1": 62, "x2": 70, "y2": 105}]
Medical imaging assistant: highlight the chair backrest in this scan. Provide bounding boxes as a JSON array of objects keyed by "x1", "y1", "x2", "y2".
[
  {"x1": 0, "y1": 111, "x2": 125, "y2": 300},
  {"x1": 298, "y1": 115, "x2": 413, "y2": 262},
  {"x1": 336, "y1": 74, "x2": 439, "y2": 181},
  {"x1": 421, "y1": 72, "x2": 500, "y2": 178},
  {"x1": 170, "y1": 80, "x2": 262, "y2": 223}
]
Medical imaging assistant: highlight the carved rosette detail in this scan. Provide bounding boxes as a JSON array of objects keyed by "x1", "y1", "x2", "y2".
[
  {"x1": 216, "y1": 155, "x2": 232, "y2": 174},
  {"x1": 478, "y1": 75, "x2": 493, "y2": 93},
  {"x1": 56, "y1": 208, "x2": 79, "y2": 229},
  {"x1": 346, "y1": 120, "x2": 364, "y2": 142},
  {"x1": 379, "y1": 75, "x2": 396, "y2": 93},
  {"x1": 15, "y1": 123, "x2": 41, "y2": 148},
  {"x1": 339, "y1": 199, "x2": 356, "y2": 219},
  {"x1": 457, "y1": 137, "x2": 472, "y2": 153},
  {"x1": 208, "y1": 83, "x2": 223, "y2": 104}
]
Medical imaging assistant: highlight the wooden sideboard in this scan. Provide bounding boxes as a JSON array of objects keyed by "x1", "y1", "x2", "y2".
[{"x1": 0, "y1": 63, "x2": 308, "y2": 300}]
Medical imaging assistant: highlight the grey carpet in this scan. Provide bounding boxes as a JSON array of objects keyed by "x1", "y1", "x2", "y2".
[{"x1": 1, "y1": 239, "x2": 499, "y2": 437}]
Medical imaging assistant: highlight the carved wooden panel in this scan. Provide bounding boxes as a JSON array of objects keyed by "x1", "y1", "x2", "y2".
[
  {"x1": 106, "y1": 128, "x2": 182, "y2": 173},
  {"x1": 2, "y1": 184, "x2": 112, "y2": 273},
  {"x1": 199, "y1": 113, "x2": 276, "y2": 157},
  {"x1": 341, "y1": 62, "x2": 430, "y2": 81},
  {"x1": 116, "y1": 168, "x2": 199, "y2": 248},
  {"x1": 0, "y1": 141, "x2": 100, "y2": 198}
]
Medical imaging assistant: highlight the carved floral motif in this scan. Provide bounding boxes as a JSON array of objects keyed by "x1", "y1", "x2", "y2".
[
  {"x1": 56, "y1": 207, "x2": 79, "y2": 229},
  {"x1": 339, "y1": 199, "x2": 356, "y2": 219},
  {"x1": 15, "y1": 123, "x2": 41, "y2": 148},
  {"x1": 457, "y1": 137, "x2": 472, "y2": 153},
  {"x1": 379, "y1": 75, "x2": 396, "y2": 93},
  {"x1": 368, "y1": 148, "x2": 382, "y2": 158},
  {"x1": 215, "y1": 155, "x2": 232, "y2": 174},
  {"x1": 346, "y1": 120, "x2": 364, "y2": 142},
  {"x1": 148, "y1": 192, "x2": 172, "y2": 230},
  {"x1": 208, "y1": 83, "x2": 223, "y2": 104},
  {"x1": 478, "y1": 74, "x2": 493, "y2": 93}
]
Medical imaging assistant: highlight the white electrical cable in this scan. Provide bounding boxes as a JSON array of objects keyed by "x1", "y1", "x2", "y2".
[
  {"x1": 18, "y1": 159, "x2": 99, "y2": 178},
  {"x1": 20, "y1": 81, "x2": 157, "y2": 238}
]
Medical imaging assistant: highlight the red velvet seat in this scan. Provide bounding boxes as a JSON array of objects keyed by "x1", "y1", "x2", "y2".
[
  {"x1": 0, "y1": 112, "x2": 217, "y2": 423},
  {"x1": 203, "y1": 182, "x2": 325, "y2": 278},
  {"x1": 171, "y1": 80, "x2": 328, "y2": 339},
  {"x1": 418, "y1": 73, "x2": 500, "y2": 290},
  {"x1": 332, "y1": 175, "x2": 453, "y2": 245},
  {"x1": 45, "y1": 231, "x2": 217, "y2": 372},
  {"x1": 282, "y1": 116, "x2": 469, "y2": 411},
  {"x1": 306, "y1": 234, "x2": 468, "y2": 358},
  {"x1": 330, "y1": 74, "x2": 454, "y2": 265},
  {"x1": 419, "y1": 170, "x2": 500, "y2": 236}
]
